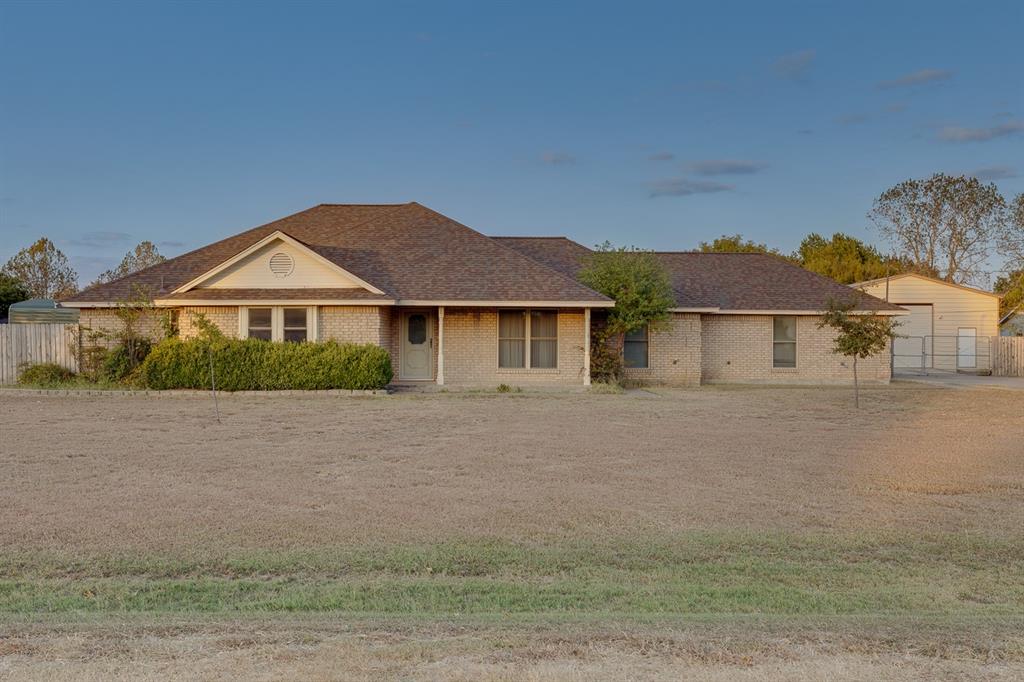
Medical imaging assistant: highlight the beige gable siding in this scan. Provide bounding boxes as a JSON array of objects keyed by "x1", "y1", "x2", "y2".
[
  {"x1": 857, "y1": 276, "x2": 999, "y2": 370},
  {"x1": 700, "y1": 314, "x2": 891, "y2": 384},
  {"x1": 200, "y1": 239, "x2": 365, "y2": 290}
]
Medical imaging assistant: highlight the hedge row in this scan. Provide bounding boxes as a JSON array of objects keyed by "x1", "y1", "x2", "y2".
[{"x1": 136, "y1": 338, "x2": 393, "y2": 391}]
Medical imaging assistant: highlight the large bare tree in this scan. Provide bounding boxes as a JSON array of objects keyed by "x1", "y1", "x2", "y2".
[
  {"x1": 868, "y1": 174, "x2": 1008, "y2": 285},
  {"x1": 2, "y1": 237, "x2": 78, "y2": 299},
  {"x1": 1001, "y1": 193, "x2": 1024, "y2": 269},
  {"x1": 92, "y1": 241, "x2": 167, "y2": 286}
]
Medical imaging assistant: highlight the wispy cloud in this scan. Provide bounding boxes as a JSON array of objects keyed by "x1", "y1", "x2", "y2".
[
  {"x1": 158, "y1": 240, "x2": 186, "y2": 249},
  {"x1": 877, "y1": 68, "x2": 952, "y2": 89},
  {"x1": 836, "y1": 113, "x2": 870, "y2": 126},
  {"x1": 938, "y1": 120, "x2": 1024, "y2": 142},
  {"x1": 648, "y1": 152, "x2": 675, "y2": 161},
  {"x1": 772, "y1": 49, "x2": 816, "y2": 80},
  {"x1": 69, "y1": 231, "x2": 132, "y2": 248},
  {"x1": 969, "y1": 166, "x2": 1018, "y2": 181},
  {"x1": 649, "y1": 178, "x2": 734, "y2": 198},
  {"x1": 540, "y1": 151, "x2": 576, "y2": 165},
  {"x1": 689, "y1": 159, "x2": 768, "y2": 176}
]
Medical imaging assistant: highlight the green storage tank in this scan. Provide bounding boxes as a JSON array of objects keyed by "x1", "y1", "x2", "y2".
[{"x1": 8, "y1": 299, "x2": 80, "y2": 324}]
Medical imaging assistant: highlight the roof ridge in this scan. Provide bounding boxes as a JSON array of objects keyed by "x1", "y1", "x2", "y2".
[
  {"x1": 316, "y1": 202, "x2": 413, "y2": 207},
  {"x1": 654, "y1": 251, "x2": 779, "y2": 255},
  {"x1": 491, "y1": 235, "x2": 570, "y2": 240},
  {"x1": 408, "y1": 203, "x2": 610, "y2": 301}
]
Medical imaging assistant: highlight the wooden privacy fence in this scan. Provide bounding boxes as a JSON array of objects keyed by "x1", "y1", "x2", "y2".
[
  {"x1": 992, "y1": 336, "x2": 1024, "y2": 377},
  {"x1": 0, "y1": 323, "x2": 79, "y2": 384}
]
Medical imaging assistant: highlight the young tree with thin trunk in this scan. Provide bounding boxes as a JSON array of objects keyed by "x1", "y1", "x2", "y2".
[
  {"x1": 2, "y1": 237, "x2": 78, "y2": 299},
  {"x1": 868, "y1": 173, "x2": 1008, "y2": 285},
  {"x1": 817, "y1": 298, "x2": 900, "y2": 408}
]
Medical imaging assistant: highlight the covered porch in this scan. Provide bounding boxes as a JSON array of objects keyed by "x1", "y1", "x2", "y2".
[{"x1": 389, "y1": 305, "x2": 595, "y2": 387}]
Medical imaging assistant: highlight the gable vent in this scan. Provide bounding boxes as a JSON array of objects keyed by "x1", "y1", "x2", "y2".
[{"x1": 269, "y1": 252, "x2": 294, "y2": 278}]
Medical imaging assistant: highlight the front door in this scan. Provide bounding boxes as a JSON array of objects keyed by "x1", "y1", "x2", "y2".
[
  {"x1": 400, "y1": 311, "x2": 433, "y2": 380},
  {"x1": 957, "y1": 328, "x2": 977, "y2": 369}
]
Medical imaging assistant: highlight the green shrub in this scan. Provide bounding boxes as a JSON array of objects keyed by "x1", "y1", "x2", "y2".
[
  {"x1": 17, "y1": 362, "x2": 76, "y2": 386},
  {"x1": 103, "y1": 338, "x2": 153, "y2": 382},
  {"x1": 137, "y1": 338, "x2": 393, "y2": 391}
]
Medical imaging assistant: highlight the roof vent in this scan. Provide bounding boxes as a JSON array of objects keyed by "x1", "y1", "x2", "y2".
[{"x1": 269, "y1": 252, "x2": 294, "y2": 278}]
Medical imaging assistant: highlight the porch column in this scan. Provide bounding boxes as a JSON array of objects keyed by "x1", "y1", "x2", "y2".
[
  {"x1": 583, "y1": 307, "x2": 591, "y2": 386},
  {"x1": 437, "y1": 306, "x2": 445, "y2": 385}
]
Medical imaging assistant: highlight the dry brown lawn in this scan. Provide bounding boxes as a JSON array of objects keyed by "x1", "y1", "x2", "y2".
[
  {"x1": 2, "y1": 384, "x2": 1022, "y2": 551},
  {"x1": 2, "y1": 384, "x2": 1023, "y2": 680},
  {"x1": 4, "y1": 617, "x2": 1024, "y2": 682}
]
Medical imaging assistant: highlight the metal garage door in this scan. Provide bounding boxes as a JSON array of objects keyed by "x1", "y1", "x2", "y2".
[{"x1": 892, "y1": 304, "x2": 933, "y2": 369}]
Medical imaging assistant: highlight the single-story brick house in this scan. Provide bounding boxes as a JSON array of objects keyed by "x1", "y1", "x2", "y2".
[{"x1": 62, "y1": 202, "x2": 903, "y2": 386}]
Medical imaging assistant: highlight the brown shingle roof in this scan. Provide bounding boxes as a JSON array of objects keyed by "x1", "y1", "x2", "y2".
[
  {"x1": 495, "y1": 238, "x2": 902, "y2": 312},
  {"x1": 491, "y1": 237, "x2": 591, "y2": 279},
  {"x1": 654, "y1": 253, "x2": 903, "y2": 311},
  {"x1": 158, "y1": 288, "x2": 393, "y2": 302},
  {"x1": 65, "y1": 203, "x2": 611, "y2": 305}
]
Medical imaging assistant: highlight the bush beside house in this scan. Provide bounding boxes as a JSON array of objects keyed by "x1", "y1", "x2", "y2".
[{"x1": 137, "y1": 338, "x2": 393, "y2": 391}]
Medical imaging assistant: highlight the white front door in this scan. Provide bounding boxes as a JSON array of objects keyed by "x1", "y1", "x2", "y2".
[
  {"x1": 400, "y1": 311, "x2": 433, "y2": 380},
  {"x1": 957, "y1": 328, "x2": 977, "y2": 369}
]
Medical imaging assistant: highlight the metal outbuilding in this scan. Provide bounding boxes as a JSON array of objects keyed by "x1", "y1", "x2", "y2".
[{"x1": 7, "y1": 299, "x2": 80, "y2": 324}]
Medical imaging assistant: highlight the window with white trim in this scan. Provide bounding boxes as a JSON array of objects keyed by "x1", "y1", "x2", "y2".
[
  {"x1": 623, "y1": 325, "x2": 649, "y2": 368},
  {"x1": 498, "y1": 309, "x2": 558, "y2": 369},
  {"x1": 772, "y1": 316, "x2": 797, "y2": 368},
  {"x1": 247, "y1": 307, "x2": 273, "y2": 341},
  {"x1": 241, "y1": 306, "x2": 315, "y2": 342},
  {"x1": 283, "y1": 308, "x2": 308, "y2": 342}
]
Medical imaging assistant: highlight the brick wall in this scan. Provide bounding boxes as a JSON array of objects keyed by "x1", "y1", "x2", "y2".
[
  {"x1": 440, "y1": 308, "x2": 587, "y2": 386},
  {"x1": 622, "y1": 312, "x2": 702, "y2": 386},
  {"x1": 319, "y1": 306, "x2": 388, "y2": 345},
  {"x1": 78, "y1": 308, "x2": 167, "y2": 349},
  {"x1": 178, "y1": 307, "x2": 239, "y2": 339},
  {"x1": 700, "y1": 314, "x2": 891, "y2": 384}
]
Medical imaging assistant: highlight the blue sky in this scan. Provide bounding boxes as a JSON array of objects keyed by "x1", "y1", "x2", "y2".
[{"x1": 1, "y1": 0, "x2": 1022, "y2": 285}]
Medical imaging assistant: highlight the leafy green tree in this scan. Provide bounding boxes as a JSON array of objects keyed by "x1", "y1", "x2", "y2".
[
  {"x1": 796, "y1": 233, "x2": 892, "y2": 284},
  {"x1": 578, "y1": 242, "x2": 675, "y2": 382},
  {"x1": 868, "y1": 173, "x2": 1008, "y2": 285},
  {"x1": 699, "y1": 234, "x2": 780, "y2": 254},
  {"x1": 994, "y1": 268, "x2": 1024, "y2": 322},
  {"x1": 794, "y1": 232, "x2": 935, "y2": 283},
  {"x1": 92, "y1": 241, "x2": 166, "y2": 286},
  {"x1": 817, "y1": 298, "x2": 900, "y2": 408},
  {"x1": 2, "y1": 237, "x2": 78, "y2": 299},
  {"x1": 0, "y1": 272, "x2": 31, "y2": 318}
]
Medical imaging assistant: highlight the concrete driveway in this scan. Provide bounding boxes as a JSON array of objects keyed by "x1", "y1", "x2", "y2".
[{"x1": 894, "y1": 372, "x2": 1024, "y2": 390}]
